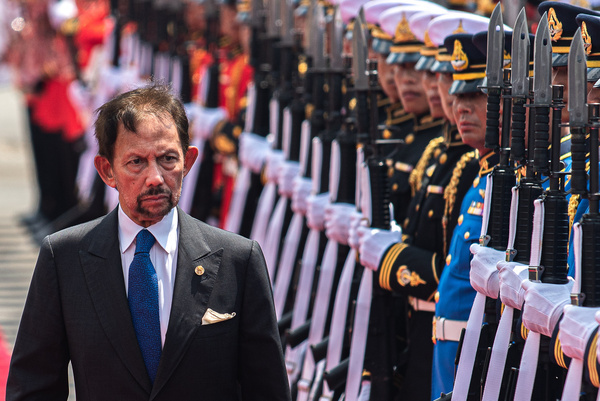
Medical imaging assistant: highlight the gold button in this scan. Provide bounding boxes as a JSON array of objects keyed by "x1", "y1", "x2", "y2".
[
  {"x1": 434, "y1": 291, "x2": 440, "y2": 303},
  {"x1": 388, "y1": 167, "x2": 394, "y2": 177},
  {"x1": 383, "y1": 129, "x2": 392, "y2": 139},
  {"x1": 428, "y1": 210, "x2": 434, "y2": 218},
  {"x1": 405, "y1": 134, "x2": 415, "y2": 144},
  {"x1": 415, "y1": 204, "x2": 420, "y2": 212},
  {"x1": 439, "y1": 153, "x2": 447, "y2": 164},
  {"x1": 195, "y1": 266, "x2": 205, "y2": 276},
  {"x1": 446, "y1": 254, "x2": 452, "y2": 265},
  {"x1": 473, "y1": 176, "x2": 480, "y2": 188},
  {"x1": 464, "y1": 231, "x2": 470, "y2": 240},
  {"x1": 386, "y1": 158, "x2": 393, "y2": 167},
  {"x1": 458, "y1": 214, "x2": 464, "y2": 225},
  {"x1": 434, "y1": 148, "x2": 441, "y2": 158},
  {"x1": 392, "y1": 183, "x2": 399, "y2": 191},
  {"x1": 404, "y1": 217, "x2": 410, "y2": 226}
]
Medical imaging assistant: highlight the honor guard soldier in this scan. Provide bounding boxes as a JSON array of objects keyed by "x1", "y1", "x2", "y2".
[
  {"x1": 431, "y1": 28, "x2": 503, "y2": 399},
  {"x1": 355, "y1": 11, "x2": 491, "y2": 401}
]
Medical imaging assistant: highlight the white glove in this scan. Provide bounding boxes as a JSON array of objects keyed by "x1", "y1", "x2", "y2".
[
  {"x1": 239, "y1": 132, "x2": 270, "y2": 174},
  {"x1": 559, "y1": 305, "x2": 600, "y2": 360},
  {"x1": 497, "y1": 261, "x2": 529, "y2": 310},
  {"x1": 521, "y1": 278, "x2": 574, "y2": 337},
  {"x1": 358, "y1": 227, "x2": 402, "y2": 271},
  {"x1": 191, "y1": 106, "x2": 228, "y2": 140},
  {"x1": 469, "y1": 244, "x2": 503, "y2": 299},
  {"x1": 324, "y1": 203, "x2": 356, "y2": 245},
  {"x1": 348, "y1": 211, "x2": 365, "y2": 250},
  {"x1": 277, "y1": 161, "x2": 300, "y2": 197},
  {"x1": 265, "y1": 150, "x2": 285, "y2": 183},
  {"x1": 291, "y1": 176, "x2": 312, "y2": 215},
  {"x1": 306, "y1": 192, "x2": 330, "y2": 231},
  {"x1": 48, "y1": 0, "x2": 77, "y2": 30}
]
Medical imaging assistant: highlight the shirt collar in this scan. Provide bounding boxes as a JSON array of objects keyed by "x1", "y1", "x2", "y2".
[{"x1": 118, "y1": 206, "x2": 179, "y2": 254}]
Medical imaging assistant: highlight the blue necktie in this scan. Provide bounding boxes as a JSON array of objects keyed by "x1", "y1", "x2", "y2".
[{"x1": 128, "y1": 229, "x2": 162, "y2": 383}]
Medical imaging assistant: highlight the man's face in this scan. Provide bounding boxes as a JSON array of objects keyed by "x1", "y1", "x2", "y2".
[
  {"x1": 421, "y1": 70, "x2": 444, "y2": 119},
  {"x1": 393, "y1": 61, "x2": 430, "y2": 116},
  {"x1": 377, "y1": 53, "x2": 399, "y2": 102},
  {"x1": 95, "y1": 113, "x2": 198, "y2": 227},
  {"x1": 437, "y1": 72, "x2": 456, "y2": 124},
  {"x1": 453, "y1": 91, "x2": 488, "y2": 153}
]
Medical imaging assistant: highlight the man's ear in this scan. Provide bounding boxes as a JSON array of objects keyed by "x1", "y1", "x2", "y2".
[
  {"x1": 94, "y1": 155, "x2": 117, "y2": 188},
  {"x1": 183, "y1": 146, "x2": 199, "y2": 177}
]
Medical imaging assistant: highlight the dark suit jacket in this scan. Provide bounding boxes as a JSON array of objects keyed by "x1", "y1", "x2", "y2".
[{"x1": 7, "y1": 207, "x2": 291, "y2": 401}]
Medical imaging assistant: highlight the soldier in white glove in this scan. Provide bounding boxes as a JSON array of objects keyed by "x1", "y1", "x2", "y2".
[
  {"x1": 291, "y1": 176, "x2": 312, "y2": 215},
  {"x1": 239, "y1": 131, "x2": 270, "y2": 174},
  {"x1": 306, "y1": 192, "x2": 330, "y2": 231},
  {"x1": 521, "y1": 279, "x2": 574, "y2": 338},
  {"x1": 324, "y1": 203, "x2": 356, "y2": 245},
  {"x1": 469, "y1": 244, "x2": 503, "y2": 299}
]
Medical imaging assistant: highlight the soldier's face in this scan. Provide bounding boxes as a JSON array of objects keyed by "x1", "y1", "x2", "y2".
[
  {"x1": 95, "y1": 113, "x2": 198, "y2": 227},
  {"x1": 220, "y1": 5, "x2": 240, "y2": 39},
  {"x1": 377, "y1": 53, "x2": 399, "y2": 102},
  {"x1": 453, "y1": 91, "x2": 489, "y2": 154},
  {"x1": 437, "y1": 72, "x2": 456, "y2": 124},
  {"x1": 421, "y1": 70, "x2": 444, "y2": 119},
  {"x1": 393, "y1": 62, "x2": 429, "y2": 116}
]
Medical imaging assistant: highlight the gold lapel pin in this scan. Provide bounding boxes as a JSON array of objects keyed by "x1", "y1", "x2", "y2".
[{"x1": 195, "y1": 265, "x2": 205, "y2": 276}]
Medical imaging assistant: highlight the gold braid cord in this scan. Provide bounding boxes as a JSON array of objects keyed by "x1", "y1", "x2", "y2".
[
  {"x1": 442, "y1": 151, "x2": 477, "y2": 255},
  {"x1": 568, "y1": 194, "x2": 581, "y2": 239},
  {"x1": 409, "y1": 137, "x2": 445, "y2": 197}
]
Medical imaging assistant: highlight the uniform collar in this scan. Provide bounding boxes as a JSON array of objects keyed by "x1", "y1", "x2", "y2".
[
  {"x1": 477, "y1": 150, "x2": 499, "y2": 177},
  {"x1": 443, "y1": 123, "x2": 464, "y2": 146}
]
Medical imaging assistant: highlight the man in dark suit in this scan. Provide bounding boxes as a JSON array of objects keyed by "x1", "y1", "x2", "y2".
[{"x1": 6, "y1": 84, "x2": 291, "y2": 401}]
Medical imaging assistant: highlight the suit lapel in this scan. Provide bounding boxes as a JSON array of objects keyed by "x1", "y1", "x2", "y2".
[
  {"x1": 79, "y1": 209, "x2": 153, "y2": 393},
  {"x1": 151, "y1": 209, "x2": 222, "y2": 398}
]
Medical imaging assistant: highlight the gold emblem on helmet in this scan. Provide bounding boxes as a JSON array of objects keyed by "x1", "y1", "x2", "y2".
[
  {"x1": 548, "y1": 8, "x2": 563, "y2": 42},
  {"x1": 395, "y1": 14, "x2": 416, "y2": 42},
  {"x1": 453, "y1": 20, "x2": 466, "y2": 34},
  {"x1": 424, "y1": 30, "x2": 435, "y2": 48},
  {"x1": 451, "y1": 39, "x2": 468, "y2": 71},
  {"x1": 582, "y1": 21, "x2": 592, "y2": 55}
]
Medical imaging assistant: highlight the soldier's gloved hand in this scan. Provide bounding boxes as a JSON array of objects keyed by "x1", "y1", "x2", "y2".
[
  {"x1": 324, "y1": 203, "x2": 356, "y2": 245},
  {"x1": 559, "y1": 305, "x2": 600, "y2": 361},
  {"x1": 265, "y1": 150, "x2": 285, "y2": 184},
  {"x1": 497, "y1": 261, "x2": 529, "y2": 309},
  {"x1": 521, "y1": 278, "x2": 574, "y2": 337},
  {"x1": 469, "y1": 244, "x2": 503, "y2": 299},
  {"x1": 239, "y1": 132, "x2": 271, "y2": 174},
  {"x1": 48, "y1": 0, "x2": 77, "y2": 30},
  {"x1": 347, "y1": 211, "x2": 365, "y2": 250},
  {"x1": 277, "y1": 161, "x2": 300, "y2": 197},
  {"x1": 191, "y1": 106, "x2": 228, "y2": 140},
  {"x1": 291, "y1": 176, "x2": 312, "y2": 215},
  {"x1": 306, "y1": 192, "x2": 330, "y2": 231},
  {"x1": 358, "y1": 227, "x2": 402, "y2": 271}
]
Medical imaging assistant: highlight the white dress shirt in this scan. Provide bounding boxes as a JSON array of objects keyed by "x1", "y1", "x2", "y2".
[{"x1": 118, "y1": 206, "x2": 179, "y2": 347}]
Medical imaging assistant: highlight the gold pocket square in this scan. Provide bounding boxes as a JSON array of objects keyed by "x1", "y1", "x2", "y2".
[{"x1": 201, "y1": 308, "x2": 237, "y2": 325}]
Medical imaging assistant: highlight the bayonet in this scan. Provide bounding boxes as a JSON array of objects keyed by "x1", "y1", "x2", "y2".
[
  {"x1": 330, "y1": 5, "x2": 344, "y2": 71},
  {"x1": 486, "y1": 3, "x2": 504, "y2": 88},
  {"x1": 533, "y1": 14, "x2": 552, "y2": 106},
  {"x1": 533, "y1": 13, "x2": 552, "y2": 176},
  {"x1": 510, "y1": 8, "x2": 529, "y2": 165},
  {"x1": 352, "y1": 11, "x2": 368, "y2": 91},
  {"x1": 511, "y1": 9, "x2": 529, "y2": 98},
  {"x1": 281, "y1": 0, "x2": 294, "y2": 46},
  {"x1": 569, "y1": 28, "x2": 588, "y2": 194},
  {"x1": 312, "y1": 3, "x2": 326, "y2": 70},
  {"x1": 484, "y1": 2, "x2": 504, "y2": 151}
]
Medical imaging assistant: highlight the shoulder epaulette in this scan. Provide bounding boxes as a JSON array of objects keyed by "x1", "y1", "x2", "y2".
[{"x1": 409, "y1": 137, "x2": 445, "y2": 197}]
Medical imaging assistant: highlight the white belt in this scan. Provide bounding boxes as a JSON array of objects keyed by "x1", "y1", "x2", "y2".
[
  {"x1": 433, "y1": 316, "x2": 468, "y2": 342},
  {"x1": 409, "y1": 296, "x2": 436, "y2": 312}
]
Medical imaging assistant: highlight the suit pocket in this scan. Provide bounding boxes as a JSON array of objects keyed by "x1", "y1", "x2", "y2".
[{"x1": 202, "y1": 308, "x2": 237, "y2": 325}]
